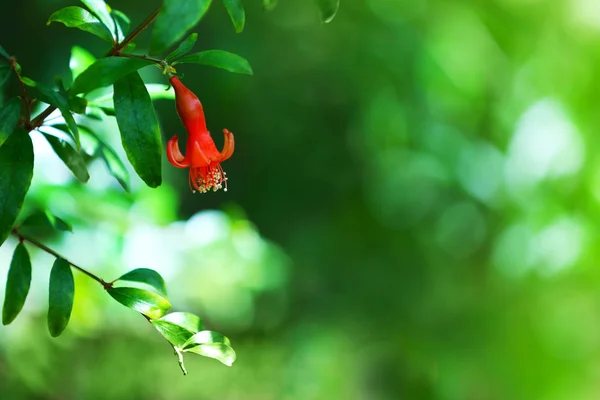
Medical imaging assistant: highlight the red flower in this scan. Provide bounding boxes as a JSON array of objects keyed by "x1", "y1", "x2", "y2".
[{"x1": 166, "y1": 76, "x2": 234, "y2": 193}]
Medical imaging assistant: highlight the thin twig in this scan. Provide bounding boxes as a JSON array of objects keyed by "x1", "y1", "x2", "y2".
[{"x1": 9, "y1": 57, "x2": 32, "y2": 126}]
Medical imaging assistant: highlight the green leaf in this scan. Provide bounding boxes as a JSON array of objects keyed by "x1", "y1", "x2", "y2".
[
  {"x1": 145, "y1": 84, "x2": 175, "y2": 100},
  {"x1": 263, "y1": 0, "x2": 278, "y2": 11},
  {"x1": 2, "y1": 243, "x2": 32, "y2": 325},
  {"x1": 182, "y1": 331, "x2": 236, "y2": 366},
  {"x1": 112, "y1": 10, "x2": 130, "y2": 39},
  {"x1": 315, "y1": 0, "x2": 339, "y2": 23},
  {"x1": 47, "y1": 6, "x2": 114, "y2": 43},
  {"x1": 70, "y1": 46, "x2": 96, "y2": 82},
  {"x1": 0, "y1": 131, "x2": 33, "y2": 248},
  {"x1": 113, "y1": 71, "x2": 162, "y2": 188},
  {"x1": 0, "y1": 98, "x2": 22, "y2": 148},
  {"x1": 165, "y1": 33, "x2": 198, "y2": 62},
  {"x1": 174, "y1": 50, "x2": 253, "y2": 75},
  {"x1": 81, "y1": 0, "x2": 117, "y2": 41},
  {"x1": 48, "y1": 258, "x2": 75, "y2": 337},
  {"x1": 20, "y1": 210, "x2": 73, "y2": 233},
  {"x1": 81, "y1": 129, "x2": 130, "y2": 191},
  {"x1": 152, "y1": 312, "x2": 204, "y2": 347},
  {"x1": 107, "y1": 287, "x2": 171, "y2": 319},
  {"x1": 150, "y1": 0, "x2": 212, "y2": 55},
  {"x1": 0, "y1": 45, "x2": 9, "y2": 59},
  {"x1": 0, "y1": 59, "x2": 10, "y2": 88},
  {"x1": 68, "y1": 95, "x2": 88, "y2": 114},
  {"x1": 222, "y1": 0, "x2": 245, "y2": 33},
  {"x1": 22, "y1": 78, "x2": 80, "y2": 148},
  {"x1": 42, "y1": 133, "x2": 90, "y2": 183},
  {"x1": 116, "y1": 268, "x2": 167, "y2": 296},
  {"x1": 71, "y1": 57, "x2": 154, "y2": 94}
]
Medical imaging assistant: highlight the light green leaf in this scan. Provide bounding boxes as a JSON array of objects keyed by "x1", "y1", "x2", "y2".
[
  {"x1": 222, "y1": 0, "x2": 245, "y2": 33},
  {"x1": 315, "y1": 0, "x2": 339, "y2": 23},
  {"x1": 113, "y1": 71, "x2": 162, "y2": 188},
  {"x1": 70, "y1": 46, "x2": 96, "y2": 81},
  {"x1": 112, "y1": 10, "x2": 130, "y2": 40},
  {"x1": 150, "y1": 0, "x2": 212, "y2": 55},
  {"x1": 145, "y1": 84, "x2": 175, "y2": 100},
  {"x1": 71, "y1": 57, "x2": 154, "y2": 94},
  {"x1": 107, "y1": 287, "x2": 171, "y2": 319},
  {"x1": 263, "y1": 0, "x2": 278, "y2": 11},
  {"x1": 47, "y1": 6, "x2": 114, "y2": 43},
  {"x1": 0, "y1": 98, "x2": 22, "y2": 148},
  {"x1": 42, "y1": 133, "x2": 90, "y2": 183},
  {"x1": 48, "y1": 258, "x2": 75, "y2": 337},
  {"x1": 0, "y1": 131, "x2": 33, "y2": 248},
  {"x1": 116, "y1": 268, "x2": 167, "y2": 296},
  {"x1": 174, "y1": 50, "x2": 253, "y2": 75},
  {"x1": 182, "y1": 330, "x2": 236, "y2": 366},
  {"x1": 152, "y1": 312, "x2": 204, "y2": 347},
  {"x1": 2, "y1": 243, "x2": 32, "y2": 325},
  {"x1": 165, "y1": 33, "x2": 198, "y2": 62},
  {"x1": 81, "y1": 0, "x2": 117, "y2": 40}
]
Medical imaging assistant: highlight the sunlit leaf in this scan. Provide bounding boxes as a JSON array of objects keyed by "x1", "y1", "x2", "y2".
[
  {"x1": 42, "y1": 133, "x2": 90, "y2": 183},
  {"x1": 165, "y1": 33, "x2": 198, "y2": 62},
  {"x1": 152, "y1": 312, "x2": 204, "y2": 347},
  {"x1": 222, "y1": 0, "x2": 245, "y2": 33},
  {"x1": 107, "y1": 287, "x2": 171, "y2": 319},
  {"x1": 112, "y1": 10, "x2": 130, "y2": 40},
  {"x1": 150, "y1": 0, "x2": 211, "y2": 54},
  {"x1": 70, "y1": 46, "x2": 96, "y2": 82},
  {"x1": 0, "y1": 131, "x2": 33, "y2": 247},
  {"x1": 113, "y1": 71, "x2": 162, "y2": 188},
  {"x1": 116, "y1": 268, "x2": 167, "y2": 296},
  {"x1": 48, "y1": 258, "x2": 75, "y2": 337},
  {"x1": 2, "y1": 243, "x2": 32, "y2": 325},
  {"x1": 71, "y1": 57, "x2": 153, "y2": 94},
  {"x1": 81, "y1": 0, "x2": 117, "y2": 41},
  {"x1": 174, "y1": 50, "x2": 253, "y2": 75},
  {"x1": 145, "y1": 84, "x2": 175, "y2": 100},
  {"x1": 0, "y1": 98, "x2": 22, "y2": 148},
  {"x1": 47, "y1": 6, "x2": 114, "y2": 43},
  {"x1": 182, "y1": 330, "x2": 236, "y2": 366},
  {"x1": 315, "y1": 0, "x2": 339, "y2": 23}
]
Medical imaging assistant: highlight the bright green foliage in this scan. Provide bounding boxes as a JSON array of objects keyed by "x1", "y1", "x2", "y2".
[
  {"x1": 150, "y1": 0, "x2": 212, "y2": 54},
  {"x1": 107, "y1": 287, "x2": 171, "y2": 319},
  {"x1": 48, "y1": 258, "x2": 75, "y2": 337},
  {"x1": 0, "y1": 98, "x2": 22, "y2": 148},
  {"x1": 2, "y1": 243, "x2": 32, "y2": 325},
  {"x1": 0, "y1": 131, "x2": 33, "y2": 247},
  {"x1": 80, "y1": 0, "x2": 117, "y2": 41},
  {"x1": 165, "y1": 33, "x2": 198, "y2": 62},
  {"x1": 69, "y1": 46, "x2": 96, "y2": 82},
  {"x1": 112, "y1": 10, "x2": 130, "y2": 40},
  {"x1": 42, "y1": 134, "x2": 90, "y2": 183},
  {"x1": 315, "y1": 0, "x2": 339, "y2": 23},
  {"x1": 174, "y1": 50, "x2": 253, "y2": 75},
  {"x1": 152, "y1": 312, "x2": 204, "y2": 347},
  {"x1": 116, "y1": 268, "x2": 167, "y2": 296},
  {"x1": 47, "y1": 6, "x2": 114, "y2": 43},
  {"x1": 222, "y1": 0, "x2": 245, "y2": 33},
  {"x1": 182, "y1": 331, "x2": 236, "y2": 366},
  {"x1": 71, "y1": 57, "x2": 154, "y2": 94},
  {"x1": 113, "y1": 71, "x2": 162, "y2": 188}
]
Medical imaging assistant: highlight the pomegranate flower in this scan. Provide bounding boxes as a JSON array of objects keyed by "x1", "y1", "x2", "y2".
[{"x1": 166, "y1": 76, "x2": 234, "y2": 193}]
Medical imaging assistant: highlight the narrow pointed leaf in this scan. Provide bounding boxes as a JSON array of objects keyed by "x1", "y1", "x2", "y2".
[
  {"x1": 222, "y1": 0, "x2": 245, "y2": 33},
  {"x1": 0, "y1": 98, "x2": 22, "y2": 148},
  {"x1": 48, "y1": 258, "x2": 75, "y2": 337},
  {"x1": 165, "y1": 33, "x2": 198, "y2": 62},
  {"x1": 20, "y1": 210, "x2": 72, "y2": 233},
  {"x1": 182, "y1": 330, "x2": 236, "y2": 366},
  {"x1": 152, "y1": 313, "x2": 204, "y2": 347},
  {"x1": 42, "y1": 133, "x2": 90, "y2": 183},
  {"x1": 112, "y1": 10, "x2": 130, "y2": 39},
  {"x1": 71, "y1": 57, "x2": 154, "y2": 94},
  {"x1": 150, "y1": 0, "x2": 212, "y2": 54},
  {"x1": 0, "y1": 131, "x2": 33, "y2": 247},
  {"x1": 174, "y1": 50, "x2": 253, "y2": 75},
  {"x1": 2, "y1": 243, "x2": 32, "y2": 325},
  {"x1": 82, "y1": 129, "x2": 130, "y2": 191},
  {"x1": 116, "y1": 268, "x2": 167, "y2": 296},
  {"x1": 315, "y1": 0, "x2": 339, "y2": 23},
  {"x1": 70, "y1": 46, "x2": 96, "y2": 81},
  {"x1": 47, "y1": 6, "x2": 114, "y2": 43},
  {"x1": 113, "y1": 71, "x2": 162, "y2": 188},
  {"x1": 107, "y1": 287, "x2": 171, "y2": 319},
  {"x1": 81, "y1": 0, "x2": 117, "y2": 40}
]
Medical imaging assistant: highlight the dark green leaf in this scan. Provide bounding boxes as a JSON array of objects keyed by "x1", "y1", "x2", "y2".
[
  {"x1": 152, "y1": 313, "x2": 204, "y2": 347},
  {"x1": 150, "y1": 0, "x2": 212, "y2": 55},
  {"x1": 81, "y1": 129, "x2": 130, "y2": 191},
  {"x1": 0, "y1": 45, "x2": 9, "y2": 59},
  {"x1": 42, "y1": 133, "x2": 90, "y2": 183},
  {"x1": 68, "y1": 95, "x2": 88, "y2": 114},
  {"x1": 116, "y1": 268, "x2": 167, "y2": 296},
  {"x1": 20, "y1": 210, "x2": 73, "y2": 233},
  {"x1": 222, "y1": 0, "x2": 245, "y2": 33},
  {"x1": 182, "y1": 330, "x2": 236, "y2": 366},
  {"x1": 71, "y1": 57, "x2": 154, "y2": 94},
  {"x1": 22, "y1": 78, "x2": 80, "y2": 147},
  {"x1": 81, "y1": 0, "x2": 117, "y2": 41},
  {"x1": 113, "y1": 72, "x2": 162, "y2": 188},
  {"x1": 47, "y1": 6, "x2": 114, "y2": 43},
  {"x1": 0, "y1": 98, "x2": 22, "y2": 148},
  {"x1": 174, "y1": 50, "x2": 253, "y2": 75},
  {"x1": 48, "y1": 258, "x2": 75, "y2": 337},
  {"x1": 0, "y1": 59, "x2": 11, "y2": 88},
  {"x1": 263, "y1": 0, "x2": 278, "y2": 11},
  {"x1": 70, "y1": 46, "x2": 96, "y2": 82},
  {"x1": 112, "y1": 10, "x2": 130, "y2": 39},
  {"x1": 0, "y1": 131, "x2": 33, "y2": 247},
  {"x1": 315, "y1": 0, "x2": 339, "y2": 23},
  {"x1": 2, "y1": 243, "x2": 32, "y2": 325},
  {"x1": 165, "y1": 33, "x2": 198, "y2": 62},
  {"x1": 107, "y1": 287, "x2": 171, "y2": 319}
]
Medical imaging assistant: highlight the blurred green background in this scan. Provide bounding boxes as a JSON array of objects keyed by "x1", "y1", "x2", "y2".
[{"x1": 2, "y1": 0, "x2": 600, "y2": 398}]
